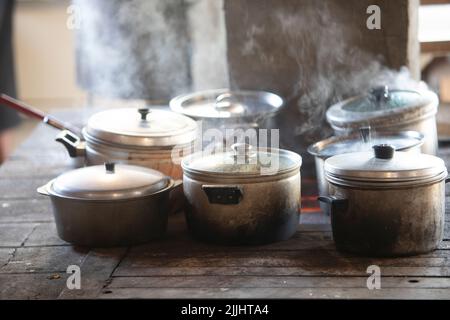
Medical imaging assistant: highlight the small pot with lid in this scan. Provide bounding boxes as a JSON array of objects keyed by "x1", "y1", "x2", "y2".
[
  {"x1": 308, "y1": 128, "x2": 424, "y2": 197},
  {"x1": 170, "y1": 89, "x2": 284, "y2": 145},
  {"x1": 326, "y1": 86, "x2": 439, "y2": 155},
  {"x1": 319, "y1": 144, "x2": 449, "y2": 256},
  {"x1": 37, "y1": 163, "x2": 181, "y2": 247},
  {"x1": 56, "y1": 107, "x2": 198, "y2": 179},
  {"x1": 181, "y1": 143, "x2": 302, "y2": 245}
]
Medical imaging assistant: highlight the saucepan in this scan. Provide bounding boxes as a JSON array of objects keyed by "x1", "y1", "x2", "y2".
[{"x1": 38, "y1": 162, "x2": 181, "y2": 247}]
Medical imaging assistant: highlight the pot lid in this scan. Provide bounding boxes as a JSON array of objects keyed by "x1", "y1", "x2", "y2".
[
  {"x1": 169, "y1": 89, "x2": 284, "y2": 119},
  {"x1": 326, "y1": 87, "x2": 438, "y2": 127},
  {"x1": 84, "y1": 108, "x2": 197, "y2": 147},
  {"x1": 324, "y1": 144, "x2": 447, "y2": 183},
  {"x1": 49, "y1": 163, "x2": 170, "y2": 200},
  {"x1": 182, "y1": 143, "x2": 302, "y2": 178},
  {"x1": 308, "y1": 129, "x2": 424, "y2": 159}
]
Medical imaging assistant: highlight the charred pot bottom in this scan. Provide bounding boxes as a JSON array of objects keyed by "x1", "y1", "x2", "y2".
[
  {"x1": 183, "y1": 173, "x2": 301, "y2": 245},
  {"x1": 328, "y1": 181, "x2": 445, "y2": 256}
]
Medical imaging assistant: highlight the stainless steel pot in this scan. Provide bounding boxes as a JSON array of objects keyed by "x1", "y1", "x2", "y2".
[
  {"x1": 326, "y1": 86, "x2": 439, "y2": 155},
  {"x1": 170, "y1": 89, "x2": 284, "y2": 146},
  {"x1": 318, "y1": 144, "x2": 449, "y2": 257},
  {"x1": 308, "y1": 129, "x2": 424, "y2": 197},
  {"x1": 37, "y1": 163, "x2": 181, "y2": 247},
  {"x1": 181, "y1": 143, "x2": 302, "y2": 245},
  {"x1": 56, "y1": 107, "x2": 198, "y2": 179}
]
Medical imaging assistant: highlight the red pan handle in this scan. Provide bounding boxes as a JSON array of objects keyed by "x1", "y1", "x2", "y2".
[{"x1": 0, "y1": 93, "x2": 81, "y2": 135}]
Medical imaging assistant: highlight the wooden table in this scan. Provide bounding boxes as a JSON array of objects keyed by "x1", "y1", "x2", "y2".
[{"x1": 1, "y1": 120, "x2": 450, "y2": 300}]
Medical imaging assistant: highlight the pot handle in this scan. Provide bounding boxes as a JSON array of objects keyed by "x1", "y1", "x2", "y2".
[
  {"x1": 55, "y1": 130, "x2": 86, "y2": 158},
  {"x1": 446, "y1": 176, "x2": 450, "y2": 184},
  {"x1": 202, "y1": 185, "x2": 243, "y2": 205},
  {"x1": 37, "y1": 180, "x2": 54, "y2": 196},
  {"x1": 318, "y1": 195, "x2": 348, "y2": 216}
]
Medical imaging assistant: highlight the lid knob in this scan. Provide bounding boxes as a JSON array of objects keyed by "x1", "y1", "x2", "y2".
[
  {"x1": 215, "y1": 92, "x2": 245, "y2": 114},
  {"x1": 105, "y1": 162, "x2": 115, "y2": 173},
  {"x1": 231, "y1": 143, "x2": 255, "y2": 164},
  {"x1": 138, "y1": 108, "x2": 151, "y2": 121},
  {"x1": 373, "y1": 144, "x2": 395, "y2": 159},
  {"x1": 359, "y1": 126, "x2": 371, "y2": 143},
  {"x1": 370, "y1": 85, "x2": 390, "y2": 104}
]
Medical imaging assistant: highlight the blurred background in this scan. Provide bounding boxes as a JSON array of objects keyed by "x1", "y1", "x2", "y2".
[{"x1": 2, "y1": 0, "x2": 450, "y2": 162}]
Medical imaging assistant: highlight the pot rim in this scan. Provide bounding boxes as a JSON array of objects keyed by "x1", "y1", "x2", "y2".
[
  {"x1": 325, "y1": 169, "x2": 448, "y2": 189},
  {"x1": 326, "y1": 89, "x2": 438, "y2": 128},
  {"x1": 83, "y1": 129, "x2": 195, "y2": 151},
  {"x1": 181, "y1": 147, "x2": 302, "y2": 182},
  {"x1": 84, "y1": 108, "x2": 198, "y2": 147},
  {"x1": 169, "y1": 88, "x2": 284, "y2": 120},
  {"x1": 40, "y1": 178, "x2": 180, "y2": 202},
  {"x1": 307, "y1": 130, "x2": 424, "y2": 159}
]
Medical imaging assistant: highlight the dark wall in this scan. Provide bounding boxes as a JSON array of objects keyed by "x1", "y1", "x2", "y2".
[{"x1": 224, "y1": 0, "x2": 419, "y2": 174}]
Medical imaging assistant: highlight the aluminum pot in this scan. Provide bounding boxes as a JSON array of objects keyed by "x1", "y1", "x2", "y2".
[
  {"x1": 326, "y1": 86, "x2": 439, "y2": 155},
  {"x1": 56, "y1": 107, "x2": 197, "y2": 179},
  {"x1": 181, "y1": 143, "x2": 302, "y2": 245},
  {"x1": 319, "y1": 144, "x2": 449, "y2": 257},
  {"x1": 37, "y1": 163, "x2": 181, "y2": 247},
  {"x1": 170, "y1": 89, "x2": 284, "y2": 146},
  {"x1": 308, "y1": 128, "x2": 424, "y2": 197}
]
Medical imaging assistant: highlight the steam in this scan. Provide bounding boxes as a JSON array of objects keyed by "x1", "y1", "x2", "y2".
[
  {"x1": 238, "y1": 1, "x2": 424, "y2": 138},
  {"x1": 74, "y1": 0, "x2": 191, "y2": 101}
]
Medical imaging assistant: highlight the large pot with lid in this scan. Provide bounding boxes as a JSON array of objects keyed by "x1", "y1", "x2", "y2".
[
  {"x1": 56, "y1": 107, "x2": 197, "y2": 179},
  {"x1": 181, "y1": 143, "x2": 302, "y2": 245},
  {"x1": 326, "y1": 86, "x2": 439, "y2": 155},
  {"x1": 318, "y1": 144, "x2": 449, "y2": 256},
  {"x1": 170, "y1": 89, "x2": 284, "y2": 145},
  {"x1": 37, "y1": 163, "x2": 181, "y2": 247},
  {"x1": 308, "y1": 128, "x2": 424, "y2": 197}
]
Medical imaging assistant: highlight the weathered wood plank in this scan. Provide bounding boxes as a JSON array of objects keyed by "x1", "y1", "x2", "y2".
[
  {"x1": 114, "y1": 266, "x2": 450, "y2": 278},
  {"x1": 0, "y1": 246, "x2": 89, "y2": 274},
  {"x1": 58, "y1": 248, "x2": 128, "y2": 299},
  {"x1": 0, "y1": 157, "x2": 72, "y2": 178},
  {"x1": 24, "y1": 223, "x2": 67, "y2": 247},
  {"x1": 0, "y1": 273, "x2": 67, "y2": 299},
  {"x1": 0, "y1": 248, "x2": 14, "y2": 266},
  {"x1": 0, "y1": 223, "x2": 37, "y2": 247},
  {"x1": 0, "y1": 199, "x2": 53, "y2": 223},
  {"x1": 98, "y1": 287, "x2": 450, "y2": 299},
  {"x1": 108, "y1": 275, "x2": 450, "y2": 289},
  {"x1": 0, "y1": 177, "x2": 52, "y2": 200}
]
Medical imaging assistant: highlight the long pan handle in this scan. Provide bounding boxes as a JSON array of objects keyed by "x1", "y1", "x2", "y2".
[{"x1": 0, "y1": 93, "x2": 82, "y2": 135}]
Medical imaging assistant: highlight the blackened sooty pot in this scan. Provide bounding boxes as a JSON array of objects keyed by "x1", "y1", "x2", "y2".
[
  {"x1": 319, "y1": 144, "x2": 449, "y2": 257},
  {"x1": 181, "y1": 143, "x2": 302, "y2": 245}
]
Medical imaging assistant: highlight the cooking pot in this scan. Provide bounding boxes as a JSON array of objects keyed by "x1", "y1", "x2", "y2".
[
  {"x1": 308, "y1": 128, "x2": 424, "y2": 197},
  {"x1": 318, "y1": 144, "x2": 449, "y2": 256},
  {"x1": 326, "y1": 86, "x2": 439, "y2": 155},
  {"x1": 181, "y1": 143, "x2": 302, "y2": 245},
  {"x1": 170, "y1": 89, "x2": 284, "y2": 146},
  {"x1": 37, "y1": 163, "x2": 181, "y2": 247},
  {"x1": 56, "y1": 107, "x2": 198, "y2": 179}
]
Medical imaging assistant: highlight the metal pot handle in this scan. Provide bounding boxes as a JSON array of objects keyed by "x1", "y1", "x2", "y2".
[
  {"x1": 202, "y1": 185, "x2": 243, "y2": 205},
  {"x1": 55, "y1": 130, "x2": 86, "y2": 158},
  {"x1": 445, "y1": 176, "x2": 450, "y2": 184},
  {"x1": 317, "y1": 195, "x2": 348, "y2": 216},
  {"x1": 37, "y1": 179, "x2": 55, "y2": 196}
]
